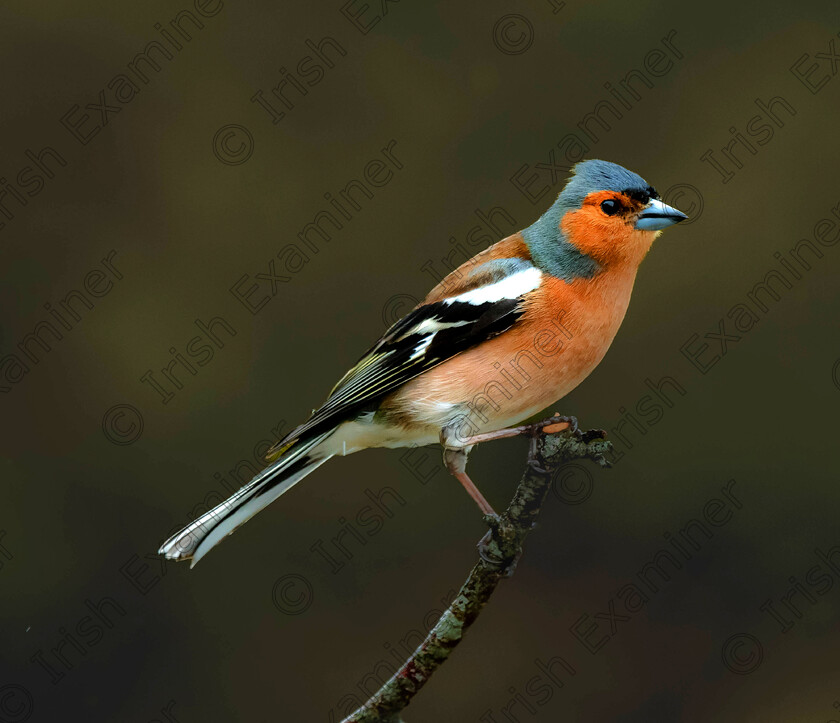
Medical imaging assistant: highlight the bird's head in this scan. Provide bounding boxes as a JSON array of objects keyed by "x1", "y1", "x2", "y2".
[{"x1": 522, "y1": 159, "x2": 687, "y2": 281}]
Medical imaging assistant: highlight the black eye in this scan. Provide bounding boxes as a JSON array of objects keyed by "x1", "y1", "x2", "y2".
[{"x1": 600, "y1": 199, "x2": 621, "y2": 216}]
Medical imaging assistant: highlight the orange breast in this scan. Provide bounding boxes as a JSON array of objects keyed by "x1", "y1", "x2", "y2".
[{"x1": 382, "y1": 259, "x2": 641, "y2": 434}]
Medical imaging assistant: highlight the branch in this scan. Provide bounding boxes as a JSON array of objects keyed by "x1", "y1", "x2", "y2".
[{"x1": 341, "y1": 420, "x2": 612, "y2": 723}]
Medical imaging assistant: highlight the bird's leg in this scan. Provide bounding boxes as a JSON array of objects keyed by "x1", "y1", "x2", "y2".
[
  {"x1": 438, "y1": 414, "x2": 581, "y2": 518},
  {"x1": 440, "y1": 415, "x2": 586, "y2": 572},
  {"x1": 440, "y1": 449, "x2": 505, "y2": 566},
  {"x1": 460, "y1": 413, "x2": 580, "y2": 446},
  {"x1": 441, "y1": 446, "x2": 497, "y2": 517},
  {"x1": 440, "y1": 427, "x2": 497, "y2": 517}
]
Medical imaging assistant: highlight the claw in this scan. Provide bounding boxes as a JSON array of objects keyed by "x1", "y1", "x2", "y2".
[
  {"x1": 477, "y1": 529, "x2": 503, "y2": 566},
  {"x1": 483, "y1": 512, "x2": 502, "y2": 530},
  {"x1": 477, "y1": 528, "x2": 521, "y2": 576}
]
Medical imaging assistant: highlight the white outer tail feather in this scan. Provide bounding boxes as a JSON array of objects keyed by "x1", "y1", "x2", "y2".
[{"x1": 159, "y1": 433, "x2": 333, "y2": 567}]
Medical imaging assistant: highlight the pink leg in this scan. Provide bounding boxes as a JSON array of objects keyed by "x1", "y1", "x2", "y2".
[
  {"x1": 462, "y1": 414, "x2": 578, "y2": 446},
  {"x1": 453, "y1": 470, "x2": 496, "y2": 516},
  {"x1": 439, "y1": 414, "x2": 579, "y2": 517},
  {"x1": 438, "y1": 414, "x2": 583, "y2": 522},
  {"x1": 441, "y1": 444, "x2": 497, "y2": 516}
]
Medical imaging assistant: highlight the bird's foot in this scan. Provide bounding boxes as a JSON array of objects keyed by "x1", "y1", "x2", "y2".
[
  {"x1": 477, "y1": 514, "x2": 501, "y2": 565},
  {"x1": 460, "y1": 413, "x2": 581, "y2": 448},
  {"x1": 477, "y1": 528, "x2": 523, "y2": 577},
  {"x1": 477, "y1": 514, "x2": 521, "y2": 576},
  {"x1": 532, "y1": 412, "x2": 580, "y2": 438}
]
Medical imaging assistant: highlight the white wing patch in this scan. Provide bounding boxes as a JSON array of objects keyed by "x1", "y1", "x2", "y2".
[
  {"x1": 397, "y1": 317, "x2": 471, "y2": 340},
  {"x1": 445, "y1": 267, "x2": 542, "y2": 306},
  {"x1": 284, "y1": 261, "x2": 537, "y2": 445},
  {"x1": 409, "y1": 335, "x2": 434, "y2": 360}
]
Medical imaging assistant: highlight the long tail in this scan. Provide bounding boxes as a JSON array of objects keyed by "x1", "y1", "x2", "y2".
[{"x1": 159, "y1": 432, "x2": 334, "y2": 567}]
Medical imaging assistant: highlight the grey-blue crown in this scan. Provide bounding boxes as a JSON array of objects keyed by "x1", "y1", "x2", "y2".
[
  {"x1": 521, "y1": 160, "x2": 657, "y2": 282},
  {"x1": 560, "y1": 160, "x2": 656, "y2": 208}
]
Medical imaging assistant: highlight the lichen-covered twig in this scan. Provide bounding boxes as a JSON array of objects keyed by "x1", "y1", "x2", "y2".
[{"x1": 341, "y1": 419, "x2": 612, "y2": 723}]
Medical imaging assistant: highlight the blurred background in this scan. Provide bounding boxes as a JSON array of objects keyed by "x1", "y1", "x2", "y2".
[{"x1": 1, "y1": 1, "x2": 839, "y2": 721}]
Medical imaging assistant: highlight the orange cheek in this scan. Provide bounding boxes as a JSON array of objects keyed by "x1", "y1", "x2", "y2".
[
  {"x1": 560, "y1": 205, "x2": 656, "y2": 267},
  {"x1": 560, "y1": 206, "x2": 630, "y2": 259}
]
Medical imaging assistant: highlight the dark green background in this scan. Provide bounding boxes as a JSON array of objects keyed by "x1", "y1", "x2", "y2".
[{"x1": 2, "y1": 1, "x2": 839, "y2": 721}]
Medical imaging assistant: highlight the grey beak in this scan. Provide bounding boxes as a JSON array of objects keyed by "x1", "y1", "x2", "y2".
[{"x1": 635, "y1": 198, "x2": 688, "y2": 231}]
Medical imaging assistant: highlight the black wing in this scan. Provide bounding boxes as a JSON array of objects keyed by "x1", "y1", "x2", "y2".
[{"x1": 266, "y1": 262, "x2": 540, "y2": 459}]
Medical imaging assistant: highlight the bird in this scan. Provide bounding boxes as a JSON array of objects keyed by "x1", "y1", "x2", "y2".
[{"x1": 158, "y1": 159, "x2": 687, "y2": 567}]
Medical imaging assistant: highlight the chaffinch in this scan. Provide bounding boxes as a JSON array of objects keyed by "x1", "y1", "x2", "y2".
[{"x1": 160, "y1": 159, "x2": 687, "y2": 566}]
